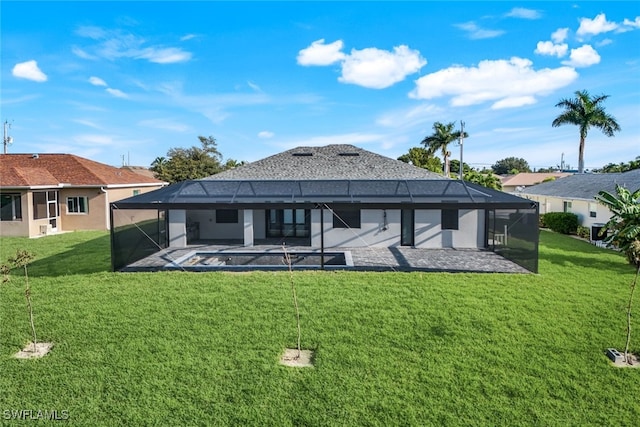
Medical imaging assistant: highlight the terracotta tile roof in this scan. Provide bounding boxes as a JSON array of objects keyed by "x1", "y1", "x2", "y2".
[
  {"x1": 0, "y1": 154, "x2": 165, "y2": 187},
  {"x1": 501, "y1": 172, "x2": 572, "y2": 187}
]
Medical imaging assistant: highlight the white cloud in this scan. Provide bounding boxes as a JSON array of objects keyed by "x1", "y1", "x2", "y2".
[
  {"x1": 577, "y1": 13, "x2": 618, "y2": 37},
  {"x1": 135, "y1": 47, "x2": 191, "y2": 64},
  {"x1": 297, "y1": 39, "x2": 346, "y2": 66},
  {"x1": 410, "y1": 57, "x2": 578, "y2": 109},
  {"x1": 297, "y1": 40, "x2": 426, "y2": 89},
  {"x1": 623, "y1": 17, "x2": 640, "y2": 29},
  {"x1": 180, "y1": 34, "x2": 197, "y2": 41},
  {"x1": 562, "y1": 44, "x2": 601, "y2": 68},
  {"x1": 72, "y1": 46, "x2": 96, "y2": 60},
  {"x1": 552, "y1": 28, "x2": 569, "y2": 43},
  {"x1": 339, "y1": 45, "x2": 426, "y2": 89},
  {"x1": 247, "y1": 81, "x2": 263, "y2": 93},
  {"x1": 535, "y1": 41, "x2": 568, "y2": 57},
  {"x1": 89, "y1": 76, "x2": 107, "y2": 86},
  {"x1": 12, "y1": 60, "x2": 47, "y2": 82},
  {"x1": 506, "y1": 8, "x2": 541, "y2": 20},
  {"x1": 258, "y1": 131, "x2": 274, "y2": 139},
  {"x1": 376, "y1": 104, "x2": 443, "y2": 129},
  {"x1": 455, "y1": 22, "x2": 505, "y2": 40},
  {"x1": 106, "y1": 88, "x2": 128, "y2": 98},
  {"x1": 75, "y1": 25, "x2": 192, "y2": 64}
]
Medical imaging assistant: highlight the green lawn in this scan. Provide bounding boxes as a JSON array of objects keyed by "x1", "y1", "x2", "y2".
[{"x1": 0, "y1": 230, "x2": 638, "y2": 426}]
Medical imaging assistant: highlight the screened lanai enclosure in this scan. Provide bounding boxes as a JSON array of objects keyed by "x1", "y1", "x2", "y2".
[{"x1": 110, "y1": 178, "x2": 539, "y2": 273}]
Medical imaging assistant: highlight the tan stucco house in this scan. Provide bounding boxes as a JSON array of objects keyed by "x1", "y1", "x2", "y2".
[{"x1": 0, "y1": 153, "x2": 166, "y2": 237}]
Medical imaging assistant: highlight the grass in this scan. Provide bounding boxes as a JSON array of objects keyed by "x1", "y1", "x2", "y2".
[{"x1": 0, "y1": 230, "x2": 638, "y2": 425}]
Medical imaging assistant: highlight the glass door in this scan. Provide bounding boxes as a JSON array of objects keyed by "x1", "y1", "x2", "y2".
[
  {"x1": 401, "y1": 209, "x2": 414, "y2": 246},
  {"x1": 267, "y1": 209, "x2": 310, "y2": 238}
]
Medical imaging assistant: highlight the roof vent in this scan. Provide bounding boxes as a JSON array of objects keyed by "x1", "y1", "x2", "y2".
[
  {"x1": 338, "y1": 152, "x2": 359, "y2": 157},
  {"x1": 292, "y1": 152, "x2": 313, "y2": 157},
  {"x1": 32, "y1": 153, "x2": 39, "y2": 159}
]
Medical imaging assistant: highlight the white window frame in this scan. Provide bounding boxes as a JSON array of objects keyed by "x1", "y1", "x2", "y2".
[{"x1": 67, "y1": 196, "x2": 89, "y2": 214}]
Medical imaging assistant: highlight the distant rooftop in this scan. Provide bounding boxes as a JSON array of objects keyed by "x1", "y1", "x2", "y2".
[
  {"x1": 0, "y1": 153, "x2": 165, "y2": 187},
  {"x1": 521, "y1": 169, "x2": 640, "y2": 200}
]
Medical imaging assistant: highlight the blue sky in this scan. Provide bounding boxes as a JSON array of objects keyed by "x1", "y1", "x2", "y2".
[{"x1": 2, "y1": 1, "x2": 639, "y2": 171}]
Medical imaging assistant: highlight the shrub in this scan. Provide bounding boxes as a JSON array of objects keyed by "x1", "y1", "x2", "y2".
[
  {"x1": 577, "y1": 225, "x2": 590, "y2": 239},
  {"x1": 542, "y1": 212, "x2": 579, "y2": 234}
]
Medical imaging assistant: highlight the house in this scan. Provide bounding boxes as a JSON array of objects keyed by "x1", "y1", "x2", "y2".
[
  {"x1": 501, "y1": 172, "x2": 572, "y2": 193},
  {"x1": 110, "y1": 144, "x2": 539, "y2": 272},
  {"x1": 520, "y1": 169, "x2": 640, "y2": 238},
  {"x1": 0, "y1": 153, "x2": 167, "y2": 237}
]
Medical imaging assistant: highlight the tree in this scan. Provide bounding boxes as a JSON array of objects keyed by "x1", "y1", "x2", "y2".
[
  {"x1": 594, "y1": 156, "x2": 640, "y2": 173},
  {"x1": 464, "y1": 169, "x2": 502, "y2": 190},
  {"x1": 2, "y1": 249, "x2": 38, "y2": 352},
  {"x1": 421, "y1": 122, "x2": 468, "y2": 177},
  {"x1": 552, "y1": 90, "x2": 621, "y2": 174},
  {"x1": 397, "y1": 146, "x2": 443, "y2": 174},
  {"x1": 150, "y1": 136, "x2": 224, "y2": 183},
  {"x1": 449, "y1": 159, "x2": 472, "y2": 176},
  {"x1": 595, "y1": 185, "x2": 640, "y2": 365},
  {"x1": 492, "y1": 157, "x2": 531, "y2": 175}
]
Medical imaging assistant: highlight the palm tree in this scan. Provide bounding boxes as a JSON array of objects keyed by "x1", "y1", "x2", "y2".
[
  {"x1": 552, "y1": 90, "x2": 621, "y2": 174},
  {"x1": 596, "y1": 185, "x2": 640, "y2": 364},
  {"x1": 421, "y1": 122, "x2": 468, "y2": 177}
]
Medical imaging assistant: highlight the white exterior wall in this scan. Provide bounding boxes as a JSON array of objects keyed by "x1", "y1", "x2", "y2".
[
  {"x1": 311, "y1": 208, "x2": 484, "y2": 249},
  {"x1": 243, "y1": 209, "x2": 253, "y2": 246},
  {"x1": 526, "y1": 195, "x2": 610, "y2": 229},
  {"x1": 187, "y1": 209, "x2": 244, "y2": 240},
  {"x1": 414, "y1": 209, "x2": 484, "y2": 249},
  {"x1": 168, "y1": 209, "x2": 187, "y2": 247},
  {"x1": 253, "y1": 209, "x2": 266, "y2": 239},
  {"x1": 313, "y1": 208, "x2": 399, "y2": 248}
]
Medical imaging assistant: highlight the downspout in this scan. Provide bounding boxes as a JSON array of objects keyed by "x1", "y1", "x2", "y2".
[{"x1": 100, "y1": 187, "x2": 109, "y2": 230}]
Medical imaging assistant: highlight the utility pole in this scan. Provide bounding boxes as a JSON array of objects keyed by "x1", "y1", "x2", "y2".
[
  {"x1": 3, "y1": 120, "x2": 13, "y2": 154},
  {"x1": 459, "y1": 121, "x2": 465, "y2": 180}
]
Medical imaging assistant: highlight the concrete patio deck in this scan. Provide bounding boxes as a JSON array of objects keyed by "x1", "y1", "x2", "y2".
[{"x1": 120, "y1": 243, "x2": 531, "y2": 273}]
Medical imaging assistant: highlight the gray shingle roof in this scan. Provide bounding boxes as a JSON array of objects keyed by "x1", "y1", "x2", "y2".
[
  {"x1": 521, "y1": 169, "x2": 640, "y2": 200},
  {"x1": 208, "y1": 144, "x2": 444, "y2": 180}
]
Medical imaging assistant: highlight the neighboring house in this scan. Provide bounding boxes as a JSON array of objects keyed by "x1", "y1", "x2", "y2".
[
  {"x1": 111, "y1": 145, "x2": 539, "y2": 272},
  {"x1": 501, "y1": 172, "x2": 572, "y2": 193},
  {"x1": 520, "y1": 169, "x2": 640, "y2": 238},
  {"x1": 0, "y1": 153, "x2": 167, "y2": 237}
]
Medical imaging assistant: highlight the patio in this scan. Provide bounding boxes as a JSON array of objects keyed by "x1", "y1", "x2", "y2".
[{"x1": 120, "y1": 243, "x2": 531, "y2": 273}]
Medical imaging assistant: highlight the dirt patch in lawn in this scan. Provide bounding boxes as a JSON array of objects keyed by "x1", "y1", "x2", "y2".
[
  {"x1": 280, "y1": 348, "x2": 314, "y2": 368},
  {"x1": 611, "y1": 352, "x2": 640, "y2": 368},
  {"x1": 14, "y1": 342, "x2": 54, "y2": 359}
]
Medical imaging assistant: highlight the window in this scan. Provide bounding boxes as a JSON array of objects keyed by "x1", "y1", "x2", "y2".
[
  {"x1": 133, "y1": 189, "x2": 140, "y2": 196},
  {"x1": 589, "y1": 203, "x2": 597, "y2": 218},
  {"x1": 216, "y1": 209, "x2": 238, "y2": 223},
  {"x1": 67, "y1": 196, "x2": 88, "y2": 214},
  {"x1": 563, "y1": 201, "x2": 572, "y2": 213},
  {"x1": 333, "y1": 209, "x2": 361, "y2": 228},
  {"x1": 0, "y1": 193, "x2": 22, "y2": 221},
  {"x1": 441, "y1": 209, "x2": 459, "y2": 230}
]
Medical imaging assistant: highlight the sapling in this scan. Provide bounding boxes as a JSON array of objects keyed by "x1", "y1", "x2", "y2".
[
  {"x1": 3, "y1": 249, "x2": 38, "y2": 351},
  {"x1": 282, "y1": 245, "x2": 302, "y2": 359}
]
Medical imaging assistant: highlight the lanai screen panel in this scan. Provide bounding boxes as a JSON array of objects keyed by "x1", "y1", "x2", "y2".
[
  {"x1": 111, "y1": 208, "x2": 166, "y2": 271},
  {"x1": 488, "y1": 206, "x2": 539, "y2": 273}
]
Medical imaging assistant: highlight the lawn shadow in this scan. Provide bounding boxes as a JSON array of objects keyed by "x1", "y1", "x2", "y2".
[
  {"x1": 26, "y1": 233, "x2": 112, "y2": 277},
  {"x1": 539, "y1": 234, "x2": 632, "y2": 275}
]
